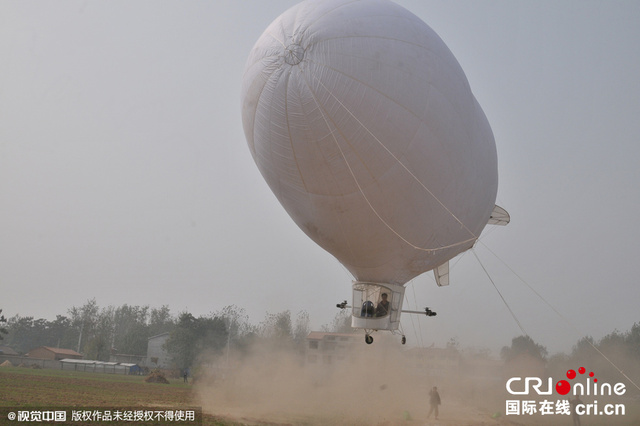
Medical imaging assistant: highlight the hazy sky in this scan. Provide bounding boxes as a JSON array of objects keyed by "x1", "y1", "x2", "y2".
[{"x1": 2, "y1": 0, "x2": 639, "y2": 355}]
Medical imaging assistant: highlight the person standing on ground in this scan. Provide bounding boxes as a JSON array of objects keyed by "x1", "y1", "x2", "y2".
[{"x1": 428, "y1": 386, "x2": 441, "y2": 420}]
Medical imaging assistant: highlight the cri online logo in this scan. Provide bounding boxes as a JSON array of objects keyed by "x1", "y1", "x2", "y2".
[{"x1": 507, "y1": 367, "x2": 626, "y2": 396}]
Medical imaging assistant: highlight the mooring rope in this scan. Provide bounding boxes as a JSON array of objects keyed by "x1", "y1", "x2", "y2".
[{"x1": 476, "y1": 241, "x2": 640, "y2": 392}]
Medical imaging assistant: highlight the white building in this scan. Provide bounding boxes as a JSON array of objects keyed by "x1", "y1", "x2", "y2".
[
  {"x1": 306, "y1": 332, "x2": 359, "y2": 366},
  {"x1": 146, "y1": 332, "x2": 171, "y2": 368}
]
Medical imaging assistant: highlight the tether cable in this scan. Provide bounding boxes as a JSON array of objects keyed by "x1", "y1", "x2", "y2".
[
  {"x1": 472, "y1": 248, "x2": 528, "y2": 337},
  {"x1": 477, "y1": 240, "x2": 640, "y2": 392}
]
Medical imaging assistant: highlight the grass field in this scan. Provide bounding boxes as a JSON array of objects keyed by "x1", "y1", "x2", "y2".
[{"x1": 0, "y1": 366, "x2": 236, "y2": 425}]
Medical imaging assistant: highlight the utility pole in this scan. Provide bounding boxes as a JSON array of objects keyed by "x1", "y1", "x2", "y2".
[{"x1": 76, "y1": 322, "x2": 84, "y2": 353}]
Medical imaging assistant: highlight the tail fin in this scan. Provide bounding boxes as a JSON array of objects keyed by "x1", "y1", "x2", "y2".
[{"x1": 487, "y1": 205, "x2": 510, "y2": 226}]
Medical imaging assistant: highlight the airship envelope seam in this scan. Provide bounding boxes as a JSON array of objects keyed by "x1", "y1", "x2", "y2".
[{"x1": 242, "y1": 0, "x2": 499, "y2": 286}]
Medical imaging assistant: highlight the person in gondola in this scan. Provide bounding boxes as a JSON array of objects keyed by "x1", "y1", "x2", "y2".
[{"x1": 375, "y1": 293, "x2": 390, "y2": 317}]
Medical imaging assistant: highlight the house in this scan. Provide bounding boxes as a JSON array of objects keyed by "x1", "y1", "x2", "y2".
[
  {"x1": 26, "y1": 346, "x2": 83, "y2": 360},
  {"x1": 306, "y1": 331, "x2": 359, "y2": 366},
  {"x1": 146, "y1": 332, "x2": 171, "y2": 368},
  {"x1": 0, "y1": 346, "x2": 19, "y2": 356}
]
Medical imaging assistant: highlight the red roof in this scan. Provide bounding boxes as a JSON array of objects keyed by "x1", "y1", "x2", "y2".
[
  {"x1": 35, "y1": 346, "x2": 83, "y2": 356},
  {"x1": 0, "y1": 346, "x2": 18, "y2": 355}
]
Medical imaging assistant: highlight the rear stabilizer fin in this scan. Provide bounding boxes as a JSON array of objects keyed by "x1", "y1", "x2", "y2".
[
  {"x1": 434, "y1": 262, "x2": 449, "y2": 287},
  {"x1": 488, "y1": 205, "x2": 510, "y2": 226}
]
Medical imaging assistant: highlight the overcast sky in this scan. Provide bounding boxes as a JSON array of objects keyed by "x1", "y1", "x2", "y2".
[{"x1": 2, "y1": 0, "x2": 639, "y2": 355}]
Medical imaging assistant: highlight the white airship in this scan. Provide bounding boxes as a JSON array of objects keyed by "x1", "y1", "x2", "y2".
[{"x1": 241, "y1": 0, "x2": 509, "y2": 344}]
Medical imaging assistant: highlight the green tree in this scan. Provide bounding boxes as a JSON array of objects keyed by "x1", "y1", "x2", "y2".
[
  {"x1": 626, "y1": 322, "x2": 640, "y2": 360},
  {"x1": 293, "y1": 310, "x2": 310, "y2": 348},
  {"x1": 165, "y1": 313, "x2": 198, "y2": 369},
  {"x1": 322, "y1": 309, "x2": 352, "y2": 333},
  {"x1": 260, "y1": 310, "x2": 296, "y2": 352},
  {"x1": 5, "y1": 316, "x2": 47, "y2": 354},
  {"x1": 0, "y1": 310, "x2": 7, "y2": 341},
  {"x1": 148, "y1": 305, "x2": 174, "y2": 337},
  {"x1": 213, "y1": 305, "x2": 256, "y2": 355},
  {"x1": 3, "y1": 314, "x2": 76, "y2": 354},
  {"x1": 84, "y1": 306, "x2": 115, "y2": 361},
  {"x1": 164, "y1": 312, "x2": 228, "y2": 369},
  {"x1": 47, "y1": 315, "x2": 76, "y2": 349},
  {"x1": 68, "y1": 299, "x2": 100, "y2": 353},
  {"x1": 599, "y1": 329, "x2": 626, "y2": 349},
  {"x1": 570, "y1": 336, "x2": 598, "y2": 365},
  {"x1": 501, "y1": 335, "x2": 548, "y2": 363},
  {"x1": 112, "y1": 305, "x2": 150, "y2": 355}
]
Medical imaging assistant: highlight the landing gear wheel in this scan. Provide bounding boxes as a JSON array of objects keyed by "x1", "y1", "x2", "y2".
[
  {"x1": 401, "y1": 335, "x2": 406, "y2": 345},
  {"x1": 365, "y1": 334, "x2": 374, "y2": 344}
]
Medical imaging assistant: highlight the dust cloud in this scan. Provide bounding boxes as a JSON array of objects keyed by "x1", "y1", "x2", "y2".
[{"x1": 193, "y1": 334, "x2": 511, "y2": 425}]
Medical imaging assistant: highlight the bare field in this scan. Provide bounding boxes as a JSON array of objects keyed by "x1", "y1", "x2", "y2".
[
  {"x1": 1, "y1": 363, "x2": 638, "y2": 425},
  {"x1": 192, "y1": 338, "x2": 640, "y2": 426},
  {"x1": 0, "y1": 366, "x2": 232, "y2": 425},
  {"x1": 0, "y1": 362, "x2": 502, "y2": 425}
]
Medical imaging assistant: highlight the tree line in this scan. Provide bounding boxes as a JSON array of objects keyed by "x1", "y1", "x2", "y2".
[
  {"x1": 1, "y1": 300, "x2": 173, "y2": 359},
  {"x1": 501, "y1": 323, "x2": 640, "y2": 385},
  {"x1": 2, "y1": 300, "x2": 638, "y2": 380},
  {"x1": 0, "y1": 300, "x2": 311, "y2": 369}
]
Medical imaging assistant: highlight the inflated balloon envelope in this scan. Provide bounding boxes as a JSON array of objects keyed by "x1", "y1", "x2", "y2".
[{"x1": 241, "y1": 0, "x2": 509, "y2": 343}]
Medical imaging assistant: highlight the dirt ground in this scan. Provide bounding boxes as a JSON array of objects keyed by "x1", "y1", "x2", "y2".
[
  {"x1": 193, "y1": 340, "x2": 517, "y2": 426},
  {"x1": 192, "y1": 340, "x2": 639, "y2": 426}
]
